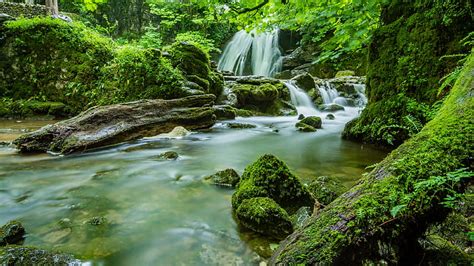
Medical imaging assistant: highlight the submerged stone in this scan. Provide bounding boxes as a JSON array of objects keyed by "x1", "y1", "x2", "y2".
[
  {"x1": 87, "y1": 216, "x2": 108, "y2": 226},
  {"x1": 236, "y1": 197, "x2": 293, "y2": 239},
  {"x1": 0, "y1": 221, "x2": 25, "y2": 246},
  {"x1": 155, "y1": 151, "x2": 179, "y2": 161},
  {"x1": 0, "y1": 246, "x2": 81, "y2": 265},
  {"x1": 226, "y1": 123, "x2": 257, "y2": 129},
  {"x1": 326, "y1": 114, "x2": 336, "y2": 120},
  {"x1": 296, "y1": 116, "x2": 322, "y2": 130},
  {"x1": 204, "y1": 168, "x2": 240, "y2": 188}
]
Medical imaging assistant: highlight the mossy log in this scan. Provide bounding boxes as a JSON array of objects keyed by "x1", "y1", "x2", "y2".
[
  {"x1": 14, "y1": 95, "x2": 217, "y2": 154},
  {"x1": 271, "y1": 53, "x2": 473, "y2": 264}
]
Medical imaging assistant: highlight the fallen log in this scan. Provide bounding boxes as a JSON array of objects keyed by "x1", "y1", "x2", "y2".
[
  {"x1": 14, "y1": 94, "x2": 217, "y2": 154},
  {"x1": 270, "y1": 53, "x2": 473, "y2": 264}
]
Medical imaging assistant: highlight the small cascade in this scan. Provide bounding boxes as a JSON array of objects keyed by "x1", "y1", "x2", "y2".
[
  {"x1": 218, "y1": 29, "x2": 282, "y2": 77},
  {"x1": 354, "y1": 84, "x2": 368, "y2": 106},
  {"x1": 317, "y1": 82, "x2": 339, "y2": 104},
  {"x1": 285, "y1": 81, "x2": 318, "y2": 116}
]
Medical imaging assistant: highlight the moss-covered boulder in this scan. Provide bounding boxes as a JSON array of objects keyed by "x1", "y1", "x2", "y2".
[
  {"x1": 155, "y1": 151, "x2": 179, "y2": 161},
  {"x1": 295, "y1": 116, "x2": 322, "y2": 132},
  {"x1": 224, "y1": 77, "x2": 295, "y2": 116},
  {"x1": 204, "y1": 168, "x2": 240, "y2": 188},
  {"x1": 292, "y1": 73, "x2": 316, "y2": 91},
  {"x1": 168, "y1": 41, "x2": 224, "y2": 98},
  {"x1": 307, "y1": 176, "x2": 348, "y2": 205},
  {"x1": 335, "y1": 70, "x2": 355, "y2": 78},
  {"x1": 343, "y1": 0, "x2": 473, "y2": 147},
  {"x1": 0, "y1": 221, "x2": 25, "y2": 246},
  {"x1": 232, "y1": 154, "x2": 314, "y2": 214},
  {"x1": 236, "y1": 197, "x2": 293, "y2": 239},
  {"x1": 0, "y1": 246, "x2": 81, "y2": 265}
]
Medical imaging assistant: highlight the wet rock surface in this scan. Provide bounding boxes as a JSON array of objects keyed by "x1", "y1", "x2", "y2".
[
  {"x1": 14, "y1": 95, "x2": 217, "y2": 154},
  {"x1": 204, "y1": 168, "x2": 241, "y2": 188}
]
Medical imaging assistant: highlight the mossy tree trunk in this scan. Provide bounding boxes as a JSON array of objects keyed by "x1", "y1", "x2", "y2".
[
  {"x1": 271, "y1": 52, "x2": 473, "y2": 264},
  {"x1": 45, "y1": 0, "x2": 58, "y2": 15}
]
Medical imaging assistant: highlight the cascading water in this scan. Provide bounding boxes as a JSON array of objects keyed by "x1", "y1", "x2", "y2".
[
  {"x1": 218, "y1": 29, "x2": 282, "y2": 77},
  {"x1": 317, "y1": 82, "x2": 339, "y2": 104},
  {"x1": 285, "y1": 81, "x2": 318, "y2": 116},
  {"x1": 354, "y1": 84, "x2": 368, "y2": 106}
]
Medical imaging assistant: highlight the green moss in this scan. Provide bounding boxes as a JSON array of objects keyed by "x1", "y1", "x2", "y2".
[
  {"x1": 0, "y1": 246, "x2": 79, "y2": 265},
  {"x1": 307, "y1": 176, "x2": 348, "y2": 205},
  {"x1": 0, "y1": 221, "x2": 25, "y2": 246},
  {"x1": 343, "y1": 0, "x2": 473, "y2": 147},
  {"x1": 204, "y1": 168, "x2": 240, "y2": 188},
  {"x1": 335, "y1": 70, "x2": 355, "y2": 78},
  {"x1": 273, "y1": 51, "x2": 474, "y2": 264},
  {"x1": 231, "y1": 82, "x2": 291, "y2": 115},
  {"x1": 236, "y1": 197, "x2": 293, "y2": 239},
  {"x1": 296, "y1": 116, "x2": 322, "y2": 131},
  {"x1": 232, "y1": 154, "x2": 314, "y2": 214}
]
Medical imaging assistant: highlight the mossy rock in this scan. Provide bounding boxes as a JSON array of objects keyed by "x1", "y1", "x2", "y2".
[
  {"x1": 236, "y1": 197, "x2": 293, "y2": 239},
  {"x1": 319, "y1": 103, "x2": 345, "y2": 112},
  {"x1": 230, "y1": 82, "x2": 291, "y2": 115},
  {"x1": 292, "y1": 73, "x2": 316, "y2": 91},
  {"x1": 204, "y1": 168, "x2": 240, "y2": 188},
  {"x1": 295, "y1": 116, "x2": 322, "y2": 130},
  {"x1": 326, "y1": 114, "x2": 336, "y2": 120},
  {"x1": 307, "y1": 176, "x2": 348, "y2": 205},
  {"x1": 296, "y1": 123, "x2": 317, "y2": 132},
  {"x1": 213, "y1": 105, "x2": 236, "y2": 120},
  {"x1": 155, "y1": 151, "x2": 179, "y2": 160},
  {"x1": 420, "y1": 235, "x2": 473, "y2": 265},
  {"x1": 335, "y1": 70, "x2": 355, "y2": 78},
  {"x1": 232, "y1": 154, "x2": 314, "y2": 214},
  {"x1": 0, "y1": 221, "x2": 25, "y2": 246},
  {"x1": 226, "y1": 123, "x2": 257, "y2": 129},
  {"x1": 0, "y1": 246, "x2": 80, "y2": 265}
]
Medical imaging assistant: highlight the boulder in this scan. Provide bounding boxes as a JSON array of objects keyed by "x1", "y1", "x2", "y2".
[
  {"x1": 295, "y1": 116, "x2": 322, "y2": 130},
  {"x1": 14, "y1": 95, "x2": 217, "y2": 154},
  {"x1": 291, "y1": 73, "x2": 316, "y2": 91},
  {"x1": 296, "y1": 124, "x2": 317, "y2": 132},
  {"x1": 307, "y1": 176, "x2": 348, "y2": 205},
  {"x1": 0, "y1": 221, "x2": 25, "y2": 246},
  {"x1": 236, "y1": 197, "x2": 293, "y2": 239},
  {"x1": 232, "y1": 154, "x2": 314, "y2": 214},
  {"x1": 157, "y1": 126, "x2": 190, "y2": 138},
  {"x1": 326, "y1": 114, "x2": 336, "y2": 120},
  {"x1": 204, "y1": 168, "x2": 240, "y2": 187}
]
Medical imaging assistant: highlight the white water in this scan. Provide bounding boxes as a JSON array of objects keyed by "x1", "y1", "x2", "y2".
[
  {"x1": 285, "y1": 81, "x2": 318, "y2": 116},
  {"x1": 218, "y1": 30, "x2": 282, "y2": 77},
  {"x1": 317, "y1": 82, "x2": 339, "y2": 104},
  {"x1": 354, "y1": 84, "x2": 368, "y2": 106}
]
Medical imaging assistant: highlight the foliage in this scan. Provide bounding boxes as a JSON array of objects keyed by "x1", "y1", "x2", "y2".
[{"x1": 390, "y1": 169, "x2": 473, "y2": 217}]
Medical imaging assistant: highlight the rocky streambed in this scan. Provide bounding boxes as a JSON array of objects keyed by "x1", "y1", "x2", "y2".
[{"x1": 0, "y1": 74, "x2": 388, "y2": 264}]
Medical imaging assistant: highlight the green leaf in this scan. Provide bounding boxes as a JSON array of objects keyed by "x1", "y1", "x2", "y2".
[{"x1": 390, "y1": 204, "x2": 407, "y2": 217}]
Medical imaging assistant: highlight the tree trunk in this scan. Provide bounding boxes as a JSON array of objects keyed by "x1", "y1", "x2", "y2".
[
  {"x1": 45, "y1": 0, "x2": 58, "y2": 15},
  {"x1": 271, "y1": 52, "x2": 474, "y2": 264}
]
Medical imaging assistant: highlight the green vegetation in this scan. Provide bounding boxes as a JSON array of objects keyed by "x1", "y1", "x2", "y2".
[{"x1": 0, "y1": 17, "x2": 221, "y2": 118}]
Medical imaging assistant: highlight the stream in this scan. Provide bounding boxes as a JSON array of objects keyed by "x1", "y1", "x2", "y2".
[{"x1": 0, "y1": 82, "x2": 388, "y2": 265}]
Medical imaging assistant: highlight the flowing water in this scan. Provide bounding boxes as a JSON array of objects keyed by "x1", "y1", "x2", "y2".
[
  {"x1": 0, "y1": 84, "x2": 387, "y2": 265},
  {"x1": 218, "y1": 30, "x2": 282, "y2": 77}
]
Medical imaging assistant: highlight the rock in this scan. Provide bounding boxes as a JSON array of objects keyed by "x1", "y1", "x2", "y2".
[
  {"x1": 0, "y1": 221, "x2": 25, "y2": 246},
  {"x1": 213, "y1": 105, "x2": 236, "y2": 120},
  {"x1": 225, "y1": 75, "x2": 281, "y2": 85},
  {"x1": 297, "y1": 114, "x2": 305, "y2": 120},
  {"x1": 232, "y1": 154, "x2": 314, "y2": 214},
  {"x1": 204, "y1": 168, "x2": 240, "y2": 187},
  {"x1": 274, "y1": 70, "x2": 292, "y2": 79},
  {"x1": 291, "y1": 206, "x2": 312, "y2": 230},
  {"x1": 234, "y1": 109, "x2": 255, "y2": 117},
  {"x1": 307, "y1": 176, "x2": 348, "y2": 205},
  {"x1": 226, "y1": 123, "x2": 256, "y2": 129},
  {"x1": 326, "y1": 114, "x2": 336, "y2": 120},
  {"x1": 291, "y1": 73, "x2": 316, "y2": 91},
  {"x1": 87, "y1": 216, "x2": 108, "y2": 226},
  {"x1": 296, "y1": 124, "x2": 317, "y2": 132},
  {"x1": 236, "y1": 197, "x2": 293, "y2": 239},
  {"x1": 158, "y1": 126, "x2": 190, "y2": 138},
  {"x1": 0, "y1": 246, "x2": 81, "y2": 265},
  {"x1": 155, "y1": 151, "x2": 179, "y2": 160},
  {"x1": 14, "y1": 95, "x2": 217, "y2": 154},
  {"x1": 420, "y1": 235, "x2": 472, "y2": 265},
  {"x1": 295, "y1": 116, "x2": 322, "y2": 130},
  {"x1": 319, "y1": 103, "x2": 345, "y2": 112},
  {"x1": 335, "y1": 70, "x2": 355, "y2": 78},
  {"x1": 228, "y1": 81, "x2": 293, "y2": 116}
]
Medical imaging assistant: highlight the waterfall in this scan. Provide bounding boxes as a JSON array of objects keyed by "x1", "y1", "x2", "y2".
[
  {"x1": 354, "y1": 84, "x2": 368, "y2": 106},
  {"x1": 317, "y1": 82, "x2": 339, "y2": 104},
  {"x1": 218, "y1": 29, "x2": 282, "y2": 77},
  {"x1": 285, "y1": 81, "x2": 318, "y2": 116}
]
